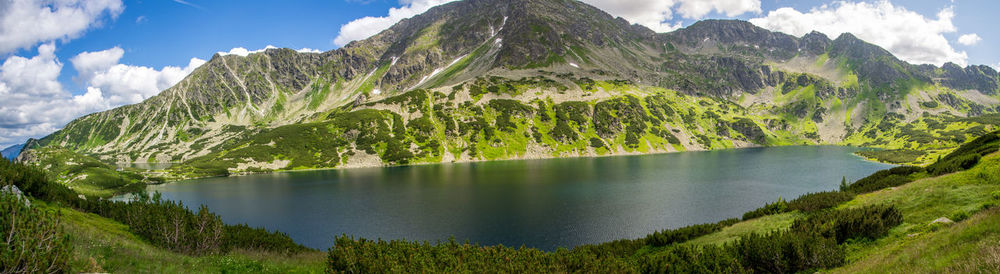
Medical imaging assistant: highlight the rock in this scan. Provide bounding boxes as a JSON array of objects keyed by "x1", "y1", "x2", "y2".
[
  {"x1": 930, "y1": 217, "x2": 954, "y2": 225},
  {"x1": 1, "y1": 185, "x2": 30, "y2": 207}
]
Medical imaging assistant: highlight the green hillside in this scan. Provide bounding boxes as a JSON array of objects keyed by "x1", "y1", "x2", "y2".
[{"x1": 5, "y1": 130, "x2": 998, "y2": 272}]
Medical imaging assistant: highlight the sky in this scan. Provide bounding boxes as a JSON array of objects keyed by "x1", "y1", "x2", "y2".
[{"x1": 0, "y1": 0, "x2": 997, "y2": 148}]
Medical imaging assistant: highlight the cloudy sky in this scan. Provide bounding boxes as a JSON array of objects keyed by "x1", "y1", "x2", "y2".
[{"x1": 0, "y1": 0, "x2": 996, "y2": 148}]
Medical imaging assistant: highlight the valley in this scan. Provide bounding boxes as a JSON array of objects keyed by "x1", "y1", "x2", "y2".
[
  {"x1": 4, "y1": 0, "x2": 1000, "y2": 272},
  {"x1": 18, "y1": 9, "x2": 1000, "y2": 195}
]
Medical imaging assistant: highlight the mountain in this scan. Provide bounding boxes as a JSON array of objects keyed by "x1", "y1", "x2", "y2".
[
  {"x1": 24, "y1": 0, "x2": 1000, "y2": 184},
  {"x1": 1, "y1": 144, "x2": 23, "y2": 160}
]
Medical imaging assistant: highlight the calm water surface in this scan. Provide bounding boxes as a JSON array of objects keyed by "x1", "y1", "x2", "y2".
[{"x1": 149, "y1": 146, "x2": 893, "y2": 250}]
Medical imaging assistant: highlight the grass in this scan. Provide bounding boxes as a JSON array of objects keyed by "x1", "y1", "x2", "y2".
[
  {"x1": 679, "y1": 151, "x2": 1000, "y2": 271},
  {"x1": 684, "y1": 212, "x2": 803, "y2": 246},
  {"x1": 832, "y1": 207, "x2": 1000, "y2": 273},
  {"x1": 38, "y1": 201, "x2": 326, "y2": 273}
]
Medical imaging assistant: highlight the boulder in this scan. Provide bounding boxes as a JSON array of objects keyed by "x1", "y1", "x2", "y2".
[
  {"x1": 930, "y1": 217, "x2": 954, "y2": 225},
  {"x1": 1, "y1": 185, "x2": 30, "y2": 207}
]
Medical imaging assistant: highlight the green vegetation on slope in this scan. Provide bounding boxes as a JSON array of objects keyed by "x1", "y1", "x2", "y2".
[
  {"x1": 0, "y1": 157, "x2": 318, "y2": 272},
  {"x1": 17, "y1": 146, "x2": 154, "y2": 197},
  {"x1": 50, "y1": 201, "x2": 325, "y2": 273},
  {"x1": 143, "y1": 77, "x2": 999, "y2": 185}
]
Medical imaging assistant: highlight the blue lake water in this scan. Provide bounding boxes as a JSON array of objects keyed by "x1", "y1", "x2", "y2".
[{"x1": 149, "y1": 146, "x2": 893, "y2": 250}]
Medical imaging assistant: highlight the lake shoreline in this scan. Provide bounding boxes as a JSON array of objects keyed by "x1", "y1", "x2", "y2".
[
  {"x1": 145, "y1": 145, "x2": 896, "y2": 250},
  {"x1": 147, "y1": 143, "x2": 897, "y2": 186}
]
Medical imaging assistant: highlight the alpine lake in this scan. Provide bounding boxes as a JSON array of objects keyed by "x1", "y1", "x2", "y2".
[{"x1": 139, "y1": 146, "x2": 894, "y2": 250}]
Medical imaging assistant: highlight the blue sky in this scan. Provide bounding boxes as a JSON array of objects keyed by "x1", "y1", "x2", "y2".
[{"x1": 0, "y1": 0, "x2": 997, "y2": 148}]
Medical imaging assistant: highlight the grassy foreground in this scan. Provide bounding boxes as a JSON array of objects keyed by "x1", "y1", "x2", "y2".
[
  {"x1": 38, "y1": 200, "x2": 325, "y2": 273},
  {"x1": 7, "y1": 131, "x2": 999, "y2": 272}
]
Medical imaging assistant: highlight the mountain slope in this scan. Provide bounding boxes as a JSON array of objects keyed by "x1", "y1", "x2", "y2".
[
  {"x1": 1, "y1": 143, "x2": 22, "y2": 160},
  {"x1": 23, "y1": 0, "x2": 1000, "y2": 182}
]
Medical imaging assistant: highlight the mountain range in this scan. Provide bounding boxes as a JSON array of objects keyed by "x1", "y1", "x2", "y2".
[
  {"x1": 1, "y1": 144, "x2": 22, "y2": 160},
  {"x1": 18, "y1": 0, "x2": 1000, "y2": 193}
]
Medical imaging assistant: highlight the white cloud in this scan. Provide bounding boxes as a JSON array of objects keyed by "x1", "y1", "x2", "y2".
[
  {"x1": 0, "y1": 44, "x2": 107, "y2": 147},
  {"x1": 580, "y1": 0, "x2": 683, "y2": 32},
  {"x1": 0, "y1": 44, "x2": 206, "y2": 147},
  {"x1": 218, "y1": 45, "x2": 277, "y2": 57},
  {"x1": 581, "y1": 0, "x2": 760, "y2": 32},
  {"x1": 749, "y1": 1, "x2": 968, "y2": 66},
  {"x1": 172, "y1": 0, "x2": 204, "y2": 10},
  {"x1": 957, "y1": 33, "x2": 981, "y2": 46},
  {"x1": 0, "y1": 0, "x2": 124, "y2": 54},
  {"x1": 70, "y1": 46, "x2": 124, "y2": 83},
  {"x1": 675, "y1": 0, "x2": 761, "y2": 19},
  {"x1": 0, "y1": 43, "x2": 63, "y2": 100},
  {"x1": 333, "y1": 0, "x2": 457, "y2": 46},
  {"x1": 86, "y1": 57, "x2": 206, "y2": 106},
  {"x1": 332, "y1": 0, "x2": 762, "y2": 45},
  {"x1": 296, "y1": 48, "x2": 323, "y2": 54}
]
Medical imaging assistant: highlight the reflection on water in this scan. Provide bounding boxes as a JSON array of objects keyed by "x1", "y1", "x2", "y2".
[{"x1": 149, "y1": 146, "x2": 893, "y2": 250}]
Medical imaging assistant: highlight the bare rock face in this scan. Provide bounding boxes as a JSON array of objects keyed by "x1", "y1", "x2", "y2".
[
  {"x1": 1, "y1": 185, "x2": 30, "y2": 207},
  {"x1": 930, "y1": 217, "x2": 954, "y2": 225},
  {"x1": 14, "y1": 148, "x2": 38, "y2": 164}
]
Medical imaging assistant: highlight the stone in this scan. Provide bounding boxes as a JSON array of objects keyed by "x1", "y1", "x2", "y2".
[
  {"x1": 930, "y1": 217, "x2": 954, "y2": 225},
  {"x1": 1, "y1": 185, "x2": 30, "y2": 207}
]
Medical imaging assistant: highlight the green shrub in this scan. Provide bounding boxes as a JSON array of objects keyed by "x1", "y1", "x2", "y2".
[
  {"x1": 855, "y1": 149, "x2": 924, "y2": 164},
  {"x1": 1, "y1": 157, "x2": 309, "y2": 255},
  {"x1": 846, "y1": 166, "x2": 923, "y2": 193},
  {"x1": 791, "y1": 205, "x2": 903, "y2": 243},
  {"x1": 639, "y1": 244, "x2": 745, "y2": 273},
  {"x1": 729, "y1": 230, "x2": 843, "y2": 273},
  {"x1": 927, "y1": 154, "x2": 981, "y2": 176},
  {"x1": 489, "y1": 99, "x2": 533, "y2": 132},
  {"x1": 0, "y1": 185, "x2": 73, "y2": 273},
  {"x1": 326, "y1": 235, "x2": 632, "y2": 273},
  {"x1": 325, "y1": 204, "x2": 901, "y2": 273},
  {"x1": 925, "y1": 131, "x2": 999, "y2": 176},
  {"x1": 742, "y1": 198, "x2": 789, "y2": 220},
  {"x1": 644, "y1": 218, "x2": 738, "y2": 247},
  {"x1": 788, "y1": 191, "x2": 855, "y2": 212},
  {"x1": 589, "y1": 137, "x2": 605, "y2": 148}
]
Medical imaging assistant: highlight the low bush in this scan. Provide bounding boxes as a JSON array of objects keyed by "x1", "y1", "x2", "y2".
[
  {"x1": 729, "y1": 230, "x2": 843, "y2": 273},
  {"x1": 0, "y1": 184, "x2": 73, "y2": 273},
  {"x1": 639, "y1": 244, "x2": 745, "y2": 273},
  {"x1": 846, "y1": 166, "x2": 923, "y2": 193},
  {"x1": 927, "y1": 154, "x2": 981, "y2": 176},
  {"x1": 589, "y1": 137, "x2": 605, "y2": 148},
  {"x1": 326, "y1": 205, "x2": 902, "y2": 273},
  {"x1": 855, "y1": 149, "x2": 924, "y2": 164},
  {"x1": 788, "y1": 191, "x2": 855, "y2": 212},
  {"x1": 326, "y1": 236, "x2": 631, "y2": 273},
  {"x1": 790, "y1": 205, "x2": 903, "y2": 243},
  {"x1": 742, "y1": 198, "x2": 789, "y2": 220},
  {"x1": 925, "y1": 131, "x2": 999, "y2": 176},
  {"x1": 1, "y1": 157, "x2": 310, "y2": 256},
  {"x1": 645, "y1": 218, "x2": 739, "y2": 247}
]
